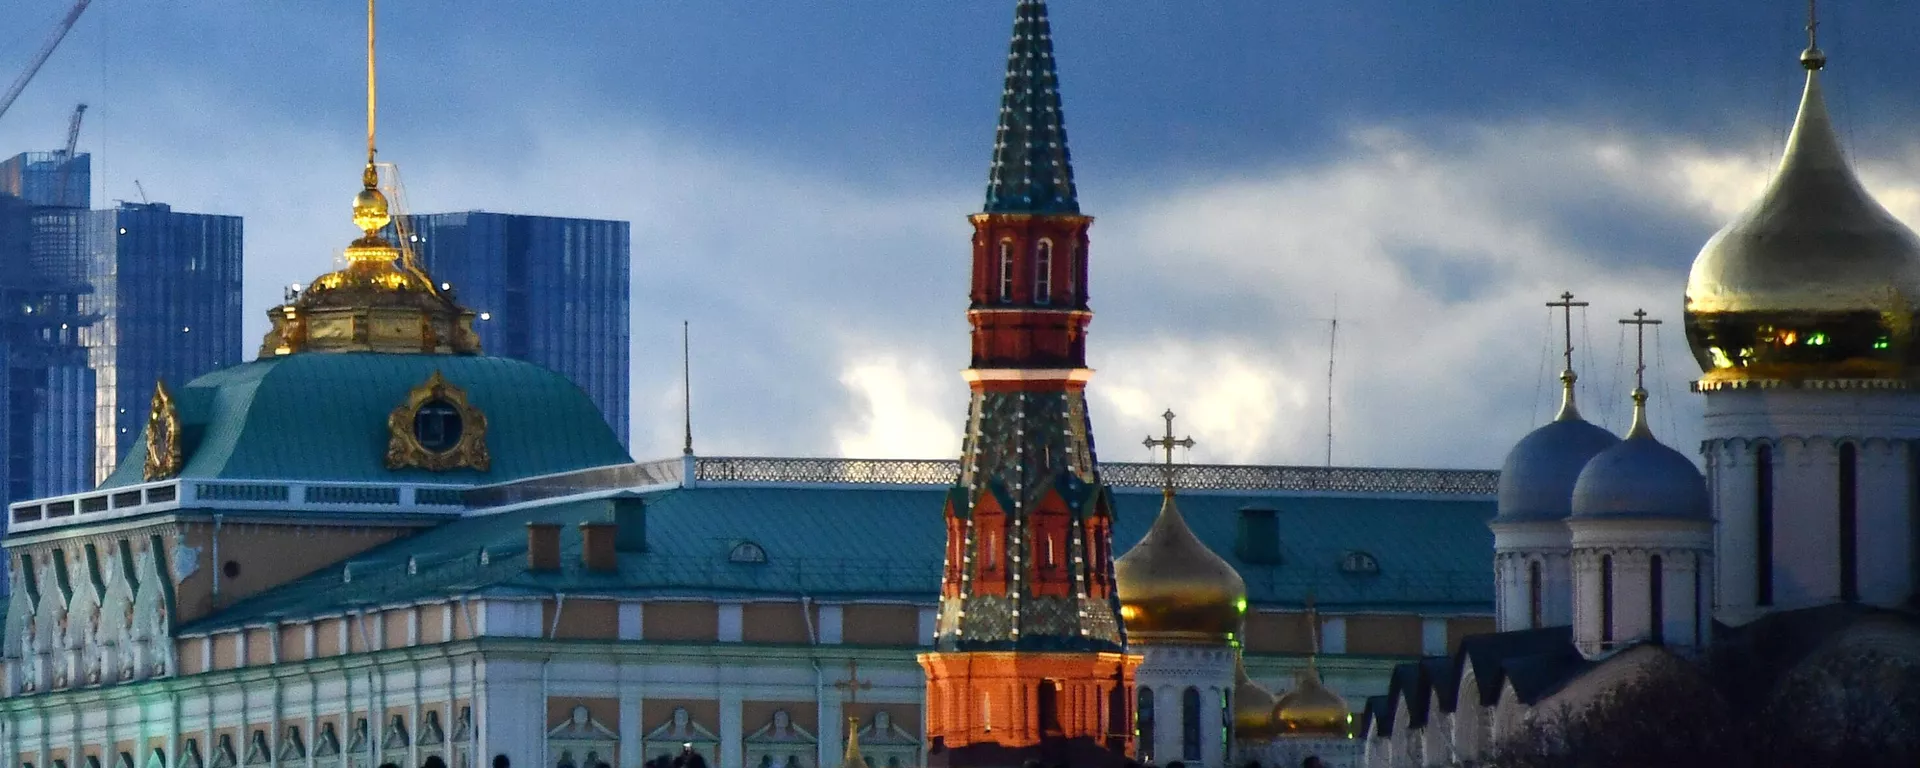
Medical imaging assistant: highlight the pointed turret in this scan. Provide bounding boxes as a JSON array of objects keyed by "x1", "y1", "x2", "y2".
[{"x1": 984, "y1": 0, "x2": 1078, "y2": 215}]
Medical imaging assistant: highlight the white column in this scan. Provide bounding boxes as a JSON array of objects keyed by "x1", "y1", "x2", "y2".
[{"x1": 718, "y1": 691, "x2": 742, "y2": 768}]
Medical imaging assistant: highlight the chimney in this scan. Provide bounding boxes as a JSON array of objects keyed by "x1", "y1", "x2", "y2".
[
  {"x1": 611, "y1": 493, "x2": 647, "y2": 553},
  {"x1": 580, "y1": 522, "x2": 618, "y2": 573},
  {"x1": 1234, "y1": 506, "x2": 1283, "y2": 565},
  {"x1": 526, "y1": 522, "x2": 562, "y2": 572}
]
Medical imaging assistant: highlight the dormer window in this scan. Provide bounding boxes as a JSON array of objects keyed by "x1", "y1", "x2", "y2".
[
  {"x1": 1340, "y1": 550, "x2": 1379, "y2": 575},
  {"x1": 729, "y1": 541, "x2": 768, "y2": 564},
  {"x1": 998, "y1": 241, "x2": 1014, "y2": 303},
  {"x1": 1034, "y1": 240, "x2": 1053, "y2": 304}
]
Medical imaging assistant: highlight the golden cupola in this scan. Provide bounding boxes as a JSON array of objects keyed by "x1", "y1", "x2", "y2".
[
  {"x1": 259, "y1": 0, "x2": 479, "y2": 359},
  {"x1": 1114, "y1": 488, "x2": 1247, "y2": 643},
  {"x1": 1684, "y1": 33, "x2": 1920, "y2": 386},
  {"x1": 1232, "y1": 653, "x2": 1280, "y2": 741},
  {"x1": 1271, "y1": 666, "x2": 1351, "y2": 738}
]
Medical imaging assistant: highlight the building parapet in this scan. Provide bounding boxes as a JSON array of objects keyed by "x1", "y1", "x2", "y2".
[{"x1": 7, "y1": 478, "x2": 467, "y2": 535}]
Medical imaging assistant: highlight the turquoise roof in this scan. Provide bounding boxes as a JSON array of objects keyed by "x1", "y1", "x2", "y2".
[
  {"x1": 102, "y1": 354, "x2": 629, "y2": 488},
  {"x1": 186, "y1": 484, "x2": 1495, "y2": 633}
]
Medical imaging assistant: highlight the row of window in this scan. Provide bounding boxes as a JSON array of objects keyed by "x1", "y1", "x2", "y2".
[
  {"x1": 995, "y1": 239, "x2": 1081, "y2": 305},
  {"x1": 1135, "y1": 686, "x2": 1226, "y2": 763},
  {"x1": 1753, "y1": 443, "x2": 1879, "y2": 607}
]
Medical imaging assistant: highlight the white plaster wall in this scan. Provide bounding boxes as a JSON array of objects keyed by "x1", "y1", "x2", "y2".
[
  {"x1": 1705, "y1": 388, "x2": 1920, "y2": 625},
  {"x1": 1134, "y1": 644, "x2": 1233, "y2": 768},
  {"x1": 1491, "y1": 521, "x2": 1574, "y2": 632}
]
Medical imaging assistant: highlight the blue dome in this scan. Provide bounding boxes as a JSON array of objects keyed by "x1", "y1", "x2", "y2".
[
  {"x1": 1496, "y1": 416, "x2": 1621, "y2": 522},
  {"x1": 1571, "y1": 433, "x2": 1709, "y2": 520}
]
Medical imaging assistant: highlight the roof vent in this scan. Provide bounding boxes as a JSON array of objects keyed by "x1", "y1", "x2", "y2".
[
  {"x1": 1234, "y1": 505, "x2": 1283, "y2": 565},
  {"x1": 611, "y1": 493, "x2": 647, "y2": 553},
  {"x1": 526, "y1": 522, "x2": 562, "y2": 572}
]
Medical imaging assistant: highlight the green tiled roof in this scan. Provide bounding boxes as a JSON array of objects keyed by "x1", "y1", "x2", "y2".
[
  {"x1": 186, "y1": 484, "x2": 1495, "y2": 634},
  {"x1": 102, "y1": 354, "x2": 630, "y2": 488}
]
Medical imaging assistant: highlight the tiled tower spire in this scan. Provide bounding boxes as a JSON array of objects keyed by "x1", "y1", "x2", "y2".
[
  {"x1": 920, "y1": 4, "x2": 1138, "y2": 767},
  {"x1": 984, "y1": 0, "x2": 1078, "y2": 215}
]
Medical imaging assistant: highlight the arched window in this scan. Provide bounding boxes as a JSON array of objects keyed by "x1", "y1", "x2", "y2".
[
  {"x1": 1527, "y1": 560, "x2": 1543, "y2": 629},
  {"x1": 1600, "y1": 554, "x2": 1614, "y2": 649},
  {"x1": 1181, "y1": 687, "x2": 1202, "y2": 761},
  {"x1": 1037, "y1": 680, "x2": 1062, "y2": 734},
  {"x1": 1839, "y1": 442, "x2": 1859, "y2": 602},
  {"x1": 1756, "y1": 444, "x2": 1774, "y2": 606},
  {"x1": 1135, "y1": 688, "x2": 1155, "y2": 762},
  {"x1": 998, "y1": 241, "x2": 1014, "y2": 303},
  {"x1": 728, "y1": 541, "x2": 768, "y2": 564},
  {"x1": 1034, "y1": 240, "x2": 1053, "y2": 305},
  {"x1": 1340, "y1": 551, "x2": 1380, "y2": 575},
  {"x1": 1649, "y1": 554, "x2": 1664, "y2": 644}
]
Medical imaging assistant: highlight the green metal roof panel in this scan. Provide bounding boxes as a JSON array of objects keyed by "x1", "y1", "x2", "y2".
[
  {"x1": 185, "y1": 484, "x2": 1494, "y2": 633},
  {"x1": 101, "y1": 354, "x2": 630, "y2": 488}
]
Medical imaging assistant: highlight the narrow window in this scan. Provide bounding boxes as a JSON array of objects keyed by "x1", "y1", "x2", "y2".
[
  {"x1": 987, "y1": 533, "x2": 999, "y2": 570},
  {"x1": 1600, "y1": 554, "x2": 1614, "y2": 648},
  {"x1": 1034, "y1": 240, "x2": 1053, "y2": 305},
  {"x1": 1756, "y1": 445, "x2": 1774, "y2": 606},
  {"x1": 1528, "y1": 560, "x2": 1543, "y2": 629},
  {"x1": 1649, "y1": 555, "x2": 1665, "y2": 644},
  {"x1": 1693, "y1": 553, "x2": 1704, "y2": 648},
  {"x1": 1046, "y1": 534, "x2": 1056, "y2": 568},
  {"x1": 982, "y1": 691, "x2": 993, "y2": 732},
  {"x1": 1069, "y1": 242, "x2": 1080, "y2": 302},
  {"x1": 1840, "y1": 443, "x2": 1859, "y2": 602},
  {"x1": 1037, "y1": 681, "x2": 1062, "y2": 734},
  {"x1": 1181, "y1": 687, "x2": 1201, "y2": 761},
  {"x1": 1135, "y1": 688, "x2": 1155, "y2": 761},
  {"x1": 998, "y1": 241, "x2": 1014, "y2": 303}
]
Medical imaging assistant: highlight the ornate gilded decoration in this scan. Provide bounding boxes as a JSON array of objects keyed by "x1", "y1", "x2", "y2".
[
  {"x1": 386, "y1": 371, "x2": 489, "y2": 472},
  {"x1": 258, "y1": 0, "x2": 479, "y2": 359},
  {"x1": 143, "y1": 380, "x2": 183, "y2": 481}
]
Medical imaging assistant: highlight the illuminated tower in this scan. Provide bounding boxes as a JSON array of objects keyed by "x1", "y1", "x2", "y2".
[{"x1": 918, "y1": 3, "x2": 1139, "y2": 766}]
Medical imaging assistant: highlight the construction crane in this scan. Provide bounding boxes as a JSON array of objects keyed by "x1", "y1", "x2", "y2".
[
  {"x1": 55, "y1": 103, "x2": 86, "y2": 207},
  {"x1": 0, "y1": 0, "x2": 94, "y2": 124}
]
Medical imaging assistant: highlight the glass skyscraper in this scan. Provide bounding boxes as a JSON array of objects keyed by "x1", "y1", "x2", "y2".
[
  {"x1": 78, "y1": 202, "x2": 244, "y2": 483},
  {"x1": 0, "y1": 151, "x2": 89, "y2": 209},
  {"x1": 397, "y1": 211, "x2": 631, "y2": 446},
  {"x1": 0, "y1": 152, "x2": 96, "y2": 501}
]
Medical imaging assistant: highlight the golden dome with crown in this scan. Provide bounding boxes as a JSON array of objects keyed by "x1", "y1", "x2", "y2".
[
  {"x1": 1114, "y1": 490, "x2": 1247, "y2": 643},
  {"x1": 1233, "y1": 654, "x2": 1280, "y2": 741},
  {"x1": 1271, "y1": 665, "x2": 1351, "y2": 738},
  {"x1": 1684, "y1": 38, "x2": 1920, "y2": 387}
]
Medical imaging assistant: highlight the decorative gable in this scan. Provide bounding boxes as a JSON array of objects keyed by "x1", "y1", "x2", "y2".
[
  {"x1": 383, "y1": 715, "x2": 411, "y2": 750},
  {"x1": 277, "y1": 727, "x2": 306, "y2": 762},
  {"x1": 313, "y1": 723, "x2": 341, "y2": 758},
  {"x1": 244, "y1": 730, "x2": 271, "y2": 766},
  {"x1": 549, "y1": 705, "x2": 619, "y2": 768}
]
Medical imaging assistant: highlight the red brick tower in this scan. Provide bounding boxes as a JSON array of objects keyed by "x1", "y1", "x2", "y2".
[{"x1": 918, "y1": 3, "x2": 1139, "y2": 766}]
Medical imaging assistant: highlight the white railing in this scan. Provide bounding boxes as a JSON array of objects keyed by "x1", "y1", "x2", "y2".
[{"x1": 7, "y1": 478, "x2": 469, "y2": 534}]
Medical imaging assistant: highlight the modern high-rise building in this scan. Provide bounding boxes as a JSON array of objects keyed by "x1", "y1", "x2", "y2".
[
  {"x1": 0, "y1": 151, "x2": 90, "y2": 209},
  {"x1": 396, "y1": 211, "x2": 631, "y2": 446},
  {"x1": 76, "y1": 202, "x2": 244, "y2": 483}
]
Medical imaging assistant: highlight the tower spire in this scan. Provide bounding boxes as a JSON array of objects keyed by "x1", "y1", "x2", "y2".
[
  {"x1": 984, "y1": 0, "x2": 1078, "y2": 214},
  {"x1": 682, "y1": 320, "x2": 694, "y2": 456},
  {"x1": 1619, "y1": 309, "x2": 1663, "y2": 439},
  {"x1": 1546, "y1": 291, "x2": 1590, "y2": 421}
]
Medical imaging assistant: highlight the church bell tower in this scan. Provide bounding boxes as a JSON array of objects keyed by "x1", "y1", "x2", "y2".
[{"x1": 918, "y1": 3, "x2": 1140, "y2": 766}]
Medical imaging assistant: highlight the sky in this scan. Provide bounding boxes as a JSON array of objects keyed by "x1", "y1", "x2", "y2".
[{"x1": 5, "y1": 1, "x2": 1920, "y2": 470}]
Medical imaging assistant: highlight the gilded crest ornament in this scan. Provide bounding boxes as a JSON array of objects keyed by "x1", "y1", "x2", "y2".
[
  {"x1": 386, "y1": 371, "x2": 489, "y2": 472},
  {"x1": 143, "y1": 380, "x2": 183, "y2": 481}
]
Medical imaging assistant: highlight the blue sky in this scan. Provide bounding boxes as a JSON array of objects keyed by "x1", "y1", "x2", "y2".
[{"x1": 4, "y1": 1, "x2": 1920, "y2": 469}]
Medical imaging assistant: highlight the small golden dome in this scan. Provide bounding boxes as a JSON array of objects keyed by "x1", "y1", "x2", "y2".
[
  {"x1": 1114, "y1": 490, "x2": 1247, "y2": 644},
  {"x1": 1272, "y1": 666, "x2": 1351, "y2": 738},
  {"x1": 1233, "y1": 655, "x2": 1279, "y2": 741},
  {"x1": 1684, "y1": 61, "x2": 1920, "y2": 386}
]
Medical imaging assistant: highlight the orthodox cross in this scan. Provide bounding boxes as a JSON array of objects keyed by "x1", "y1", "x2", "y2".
[
  {"x1": 833, "y1": 659, "x2": 872, "y2": 706},
  {"x1": 1545, "y1": 291, "x2": 1589, "y2": 376},
  {"x1": 1142, "y1": 409, "x2": 1195, "y2": 491},
  {"x1": 1619, "y1": 309, "x2": 1663, "y2": 393}
]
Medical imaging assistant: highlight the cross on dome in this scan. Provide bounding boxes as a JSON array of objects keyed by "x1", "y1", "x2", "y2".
[
  {"x1": 1545, "y1": 291, "x2": 1590, "y2": 420},
  {"x1": 1142, "y1": 409, "x2": 1195, "y2": 492},
  {"x1": 1618, "y1": 309, "x2": 1664, "y2": 439}
]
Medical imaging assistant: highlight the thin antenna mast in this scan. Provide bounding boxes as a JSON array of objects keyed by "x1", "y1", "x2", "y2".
[
  {"x1": 682, "y1": 321, "x2": 694, "y2": 456},
  {"x1": 366, "y1": 0, "x2": 377, "y2": 168},
  {"x1": 1325, "y1": 295, "x2": 1338, "y2": 467}
]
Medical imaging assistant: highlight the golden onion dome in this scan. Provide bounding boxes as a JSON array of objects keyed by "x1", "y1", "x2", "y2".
[
  {"x1": 1684, "y1": 50, "x2": 1920, "y2": 387},
  {"x1": 1271, "y1": 666, "x2": 1351, "y2": 738},
  {"x1": 1114, "y1": 490, "x2": 1248, "y2": 644},
  {"x1": 1233, "y1": 655, "x2": 1280, "y2": 741}
]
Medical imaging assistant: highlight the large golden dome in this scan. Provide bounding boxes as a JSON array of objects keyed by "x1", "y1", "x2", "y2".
[
  {"x1": 1233, "y1": 655, "x2": 1279, "y2": 741},
  {"x1": 260, "y1": 165, "x2": 480, "y2": 357},
  {"x1": 1684, "y1": 52, "x2": 1920, "y2": 386},
  {"x1": 1271, "y1": 666, "x2": 1351, "y2": 738},
  {"x1": 1114, "y1": 490, "x2": 1247, "y2": 644}
]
